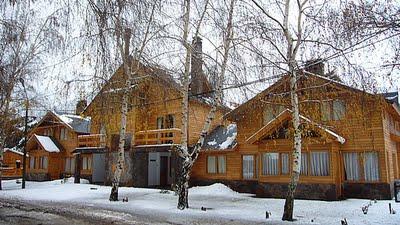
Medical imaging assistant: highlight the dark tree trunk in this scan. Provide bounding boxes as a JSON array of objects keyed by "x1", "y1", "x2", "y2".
[
  {"x1": 74, "y1": 154, "x2": 81, "y2": 184},
  {"x1": 282, "y1": 171, "x2": 300, "y2": 221},
  {"x1": 109, "y1": 182, "x2": 119, "y2": 201},
  {"x1": 177, "y1": 160, "x2": 190, "y2": 210}
]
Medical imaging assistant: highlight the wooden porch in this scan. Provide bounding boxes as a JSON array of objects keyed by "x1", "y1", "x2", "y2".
[{"x1": 77, "y1": 128, "x2": 181, "y2": 148}]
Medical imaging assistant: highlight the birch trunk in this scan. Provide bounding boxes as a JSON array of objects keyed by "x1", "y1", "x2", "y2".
[
  {"x1": 177, "y1": 0, "x2": 235, "y2": 210},
  {"x1": 282, "y1": 0, "x2": 305, "y2": 221},
  {"x1": 177, "y1": 0, "x2": 191, "y2": 210},
  {"x1": 109, "y1": 27, "x2": 132, "y2": 201},
  {"x1": 282, "y1": 68, "x2": 302, "y2": 221}
]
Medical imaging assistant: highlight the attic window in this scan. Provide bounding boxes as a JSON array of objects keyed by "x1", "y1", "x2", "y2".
[
  {"x1": 321, "y1": 100, "x2": 345, "y2": 121},
  {"x1": 263, "y1": 104, "x2": 285, "y2": 125}
]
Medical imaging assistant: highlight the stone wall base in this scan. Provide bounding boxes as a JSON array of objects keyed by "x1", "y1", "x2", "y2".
[
  {"x1": 343, "y1": 182, "x2": 393, "y2": 200},
  {"x1": 190, "y1": 179, "x2": 338, "y2": 200},
  {"x1": 191, "y1": 179, "x2": 394, "y2": 200},
  {"x1": 27, "y1": 173, "x2": 50, "y2": 181}
]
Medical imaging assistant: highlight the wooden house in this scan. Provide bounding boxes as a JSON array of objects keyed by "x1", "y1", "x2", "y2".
[
  {"x1": 191, "y1": 62, "x2": 400, "y2": 200},
  {"x1": 26, "y1": 111, "x2": 92, "y2": 181},
  {"x1": 83, "y1": 37, "x2": 227, "y2": 188},
  {"x1": 1, "y1": 148, "x2": 26, "y2": 179}
]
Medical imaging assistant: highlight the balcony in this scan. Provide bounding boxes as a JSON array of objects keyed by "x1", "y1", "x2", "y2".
[
  {"x1": 135, "y1": 128, "x2": 181, "y2": 146},
  {"x1": 78, "y1": 134, "x2": 106, "y2": 148}
]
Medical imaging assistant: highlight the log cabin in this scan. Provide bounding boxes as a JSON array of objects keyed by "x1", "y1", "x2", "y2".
[
  {"x1": 191, "y1": 62, "x2": 400, "y2": 200},
  {"x1": 1, "y1": 148, "x2": 26, "y2": 179},
  {"x1": 83, "y1": 37, "x2": 228, "y2": 188},
  {"x1": 26, "y1": 110, "x2": 92, "y2": 181}
]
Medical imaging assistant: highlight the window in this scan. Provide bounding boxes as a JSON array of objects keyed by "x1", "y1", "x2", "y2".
[
  {"x1": 82, "y1": 156, "x2": 92, "y2": 170},
  {"x1": 60, "y1": 127, "x2": 68, "y2": 140},
  {"x1": 321, "y1": 102, "x2": 331, "y2": 121},
  {"x1": 333, "y1": 100, "x2": 345, "y2": 120},
  {"x1": 217, "y1": 156, "x2": 226, "y2": 174},
  {"x1": 321, "y1": 100, "x2": 346, "y2": 121},
  {"x1": 310, "y1": 151, "x2": 330, "y2": 176},
  {"x1": 65, "y1": 157, "x2": 76, "y2": 173},
  {"x1": 30, "y1": 156, "x2": 35, "y2": 169},
  {"x1": 242, "y1": 155, "x2": 255, "y2": 179},
  {"x1": 207, "y1": 156, "x2": 216, "y2": 173},
  {"x1": 343, "y1": 153, "x2": 360, "y2": 181},
  {"x1": 43, "y1": 128, "x2": 54, "y2": 137},
  {"x1": 263, "y1": 104, "x2": 285, "y2": 125},
  {"x1": 301, "y1": 152, "x2": 308, "y2": 175},
  {"x1": 281, "y1": 153, "x2": 289, "y2": 175},
  {"x1": 207, "y1": 155, "x2": 226, "y2": 174},
  {"x1": 364, "y1": 152, "x2": 379, "y2": 181},
  {"x1": 262, "y1": 153, "x2": 279, "y2": 175},
  {"x1": 39, "y1": 156, "x2": 48, "y2": 169},
  {"x1": 16, "y1": 160, "x2": 21, "y2": 169}
]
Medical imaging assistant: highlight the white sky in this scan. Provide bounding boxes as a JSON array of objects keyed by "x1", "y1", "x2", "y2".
[{"x1": 8, "y1": 0, "x2": 399, "y2": 116}]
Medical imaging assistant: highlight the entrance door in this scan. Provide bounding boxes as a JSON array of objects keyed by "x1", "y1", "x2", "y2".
[
  {"x1": 160, "y1": 156, "x2": 168, "y2": 187},
  {"x1": 148, "y1": 152, "x2": 159, "y2": 186}
]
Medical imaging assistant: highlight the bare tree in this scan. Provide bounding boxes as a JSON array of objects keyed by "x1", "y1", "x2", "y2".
[
  {"x1": 0, "y1": 1, "x2": 63, "y2": 190},
  {"x1": 84, "y1": 0, "x2": 160, "y2": 201},
  {"x1": 175, "y1": 0, "x2": 236, "y2": 210}
]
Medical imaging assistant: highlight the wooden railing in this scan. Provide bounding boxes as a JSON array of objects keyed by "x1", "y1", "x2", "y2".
[
  {"x1": 78, "y1": 134, "x2": 106, "y2": 148},
  {"x1": 135, "y1": 128, "x2": 181, "y2": 146}
]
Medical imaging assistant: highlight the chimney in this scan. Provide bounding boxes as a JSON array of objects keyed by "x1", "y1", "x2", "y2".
[
  {"x1": 190, "y1": 36, "x2": 211, "y2": 97},
  {"x1": 304, "y1": 59, "x2": 325, "y2": 76},
  {"x1": 75, "y1": 100, "x2": 87, "y2": 115}
]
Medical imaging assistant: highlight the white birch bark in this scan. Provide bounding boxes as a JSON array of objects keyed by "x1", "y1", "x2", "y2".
[
  {"x1": 109, "y1": 1, "x2": 157, "y2": 201},
  {"x1": 177, "y1": 0, "x2": 236, "y2": 210}
]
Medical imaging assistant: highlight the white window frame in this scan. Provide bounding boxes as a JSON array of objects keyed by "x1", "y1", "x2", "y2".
[{"x1": 242, "y1": 155, "x2": 256, "y2": 179}]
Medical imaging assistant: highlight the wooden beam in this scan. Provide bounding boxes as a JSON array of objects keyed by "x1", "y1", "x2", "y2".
[{"x1": 390, "y1": 133, "x2": 400, "y2": 142}]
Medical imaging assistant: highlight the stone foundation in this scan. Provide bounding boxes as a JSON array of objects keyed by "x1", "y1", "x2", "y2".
[
  {"x1": 27, "y1": 173, "x2": 50, "y2": 181},
  {"x1": 191, "y1": 179, "x2": 338, "y2": 200},
  {"x1": 343, "y1": 182, "x2": 393, "y2": 200}
]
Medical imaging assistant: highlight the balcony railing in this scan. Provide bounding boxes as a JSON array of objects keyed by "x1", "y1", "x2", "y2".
[
  {"x1": 78, "y1": 134, "x2": 106, "y2": 148},
  {"x1": 135, "y1": 128, "x2": 181, "y2": 146}
]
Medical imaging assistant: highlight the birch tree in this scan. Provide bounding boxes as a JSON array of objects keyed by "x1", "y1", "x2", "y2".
[
  {"x1": 0, "y1": 1, "x2": 63, "y2": 190},
  {"x1": 176, "y1": 0, "x2": 236, "y2": 210},
  {"x1": 248, "y1": 0, "x2": 320, "y2": 220},
  {"x1": 84, "y1": 0, "x2": 160, "y2": 201}
]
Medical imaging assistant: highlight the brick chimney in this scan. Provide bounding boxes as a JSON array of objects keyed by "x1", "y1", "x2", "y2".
[
  {"x1": 190, "y1": 36, "x2": 212, "y2": 97},
  {"x1": 75, "y1": 100, "x2": 87, "y2": 115},
  {"x1": 304, "y1": 59, "x2": 324, "y2": 76}
]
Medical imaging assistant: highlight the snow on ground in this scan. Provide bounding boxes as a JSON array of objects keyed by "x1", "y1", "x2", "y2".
[{"x1": 1, "y1": 179, "x2": 399, "y2": 225}]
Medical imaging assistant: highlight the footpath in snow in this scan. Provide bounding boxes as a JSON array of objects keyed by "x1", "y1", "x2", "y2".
[{"x1": 0, "y1": 178, "x2": 399, "y2": 225}]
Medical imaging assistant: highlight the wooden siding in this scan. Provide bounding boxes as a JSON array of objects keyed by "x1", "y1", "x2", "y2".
[
  {"x1": 2, "y1": 151, "x2": 24, "y2": 177},
  {"x1": 193, "y1": 75, "x2": 400, "y2": 192}
]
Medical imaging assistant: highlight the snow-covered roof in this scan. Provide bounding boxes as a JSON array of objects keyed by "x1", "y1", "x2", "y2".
[
  {"x1": 203, "y1": 124, "x2": 237, "y2": 151},
  {"x1": 4, "y1": 148, "x2": 24, "y2": 156},
  {"x1": 53, "y1": 112, "x2": 91, "y2": 134},
  {"x1": 33, "y1": 134, "x2": 60, "y2": 153}
]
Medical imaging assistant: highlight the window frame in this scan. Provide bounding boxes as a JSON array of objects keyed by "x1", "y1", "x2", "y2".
[
  {"x1": 261, "y1": 152, "x2": 290, "y2": 176},
  {"x1": 206, "y1": 154, "x2": 226, "y2": 175},
  {"x1": 321, "y1": 100, "x2": 346, "y2": 121},
  {"x1": 242, "y1": 154, "x2": 257, "y2": 180},
  {"x1": 343, "y1": 151, "x2": 381, "y2": 183}
]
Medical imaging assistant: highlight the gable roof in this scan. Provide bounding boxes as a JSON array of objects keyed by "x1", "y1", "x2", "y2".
[
  {"x1": 4, "y1": 148, "x2": 25, "y2": 156},
  {"x1": 245, "y1": 109, "x2": 345, "y2": 144},
  {"x1": 225, "y1": 71, "x2": 377, "y2": 121},
  {"x1": 30, "y1": 111, "x2": 90, "y2": 135},
  {"x1": 27, "y1": 134, "x2": 61, "y2": 153},
  {"x1": 84, "y1": 58, "x2": 231, "y2": 114},
  {"x1": 203, "y1": 124, "x2": 237, "y2": 151}
]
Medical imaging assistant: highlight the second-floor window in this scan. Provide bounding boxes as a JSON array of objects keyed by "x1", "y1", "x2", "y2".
[
  {"x1": 321, "y1": 100, "x2": 345, "y2": 121},
  {"x1": 263, "y1": 104, "x2": 285, "y2": 125},
  {"x1": 43, "y1": 128, "x2": 54, "y2": 136},
  {"x1": 60, "y1": 127, "x2": 68, "y2": 141}
]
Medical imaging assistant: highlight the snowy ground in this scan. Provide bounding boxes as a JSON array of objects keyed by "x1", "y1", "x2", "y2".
[{"x1": 0, "y1": 179, "x2": 399, "y2": 225}]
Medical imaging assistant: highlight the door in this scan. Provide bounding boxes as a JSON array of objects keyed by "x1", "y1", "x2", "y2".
[
  {"x1": 92, "y1": 153, "x2": 105, "y2": 183},
  {"x1": 148, "y1": 152, "x2": 159, "y2": 186},
  {"x1": 160, "y1": 156, "x2": 168, "y2": 187}
]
